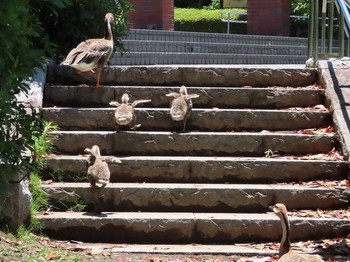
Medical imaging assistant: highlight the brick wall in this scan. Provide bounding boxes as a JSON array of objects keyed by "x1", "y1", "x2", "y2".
[
  {"x1": 247, "y1": 0, "x2": 290, "y2": 36},
  {"x1": 127, "y1": 0, "x2": 174, "y2": 30}
]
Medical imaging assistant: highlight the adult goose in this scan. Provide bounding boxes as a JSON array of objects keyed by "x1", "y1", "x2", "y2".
[
  {"x1": 269, "y1": 203, "x2": 324, "y2": 262},
  {"x1": 60, "y1": 13, "x2": 114, "y2": 88}
]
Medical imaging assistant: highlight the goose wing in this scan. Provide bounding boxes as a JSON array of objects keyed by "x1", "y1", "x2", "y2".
[{"x1": 61, "y1": 39, "x2": 112, "y2": 68}]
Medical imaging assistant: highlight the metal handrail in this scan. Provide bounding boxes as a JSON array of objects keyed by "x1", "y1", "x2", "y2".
[
  {"x1": 220, "y1": 11, "x2": 247, "y2": 34},
  {"x1": 308, "y1": 0, "x2": 350, "y2": 63},
  {"x1": 339, "y1": 0, "x2": 350, "y2": 28}
]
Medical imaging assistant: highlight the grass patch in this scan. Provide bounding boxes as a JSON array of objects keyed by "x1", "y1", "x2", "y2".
[
  {"x1": 174, "y1": 7, "x2": 247, "y2": 34},
  {"x1": 51, "y1": 194, "x2": 88, "y2": 212},
  {"x1": 28, "y1": 121, "x2": 58, "y2": 232},
  {"x1": 48, "y1": 169, "x2": 86, "y2": 182},
  {"x1": 0, "y1": 228, "x2": 81, "y2": 261}
]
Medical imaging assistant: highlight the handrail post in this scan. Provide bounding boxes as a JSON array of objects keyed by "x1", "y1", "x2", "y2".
[
  {"x1": 339, "y1": 10, "x2": 345, "y2": 57},
  {"x1": 328, "y1": 0, "x2": 335, "y2": 53},
  {"x1": 307, "y1": 0, "x2": 350, "y2": 61},
  {"x1": 227, "y1": 12, "x2": 231, "y2": 34},
  {"x1": 321, "y1": 0, "x2": 327, "y2": 54},
  {"x1": 308, "y1": 0, "x2": 315, "y2": 58},
  {"x1": 313, "y1": 0, "x2": 319, "y2": 61}
]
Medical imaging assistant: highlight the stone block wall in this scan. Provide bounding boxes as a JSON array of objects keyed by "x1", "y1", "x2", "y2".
[
  {"x1": 127, "y1": 0, "x2": 174, "y2": 30},
  {"x1": 247, "y1": 0, "x2": 290, "y2": 36},
  {"x1": 0, "y1": 169, "x2": 32, "y2": 231}
]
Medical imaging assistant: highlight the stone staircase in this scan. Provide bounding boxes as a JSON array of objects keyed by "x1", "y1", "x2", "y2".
[
  {"x1": 112, "y1": 29, "x2": 308, "y2": 65},
  {"x1": 38, "y1": 65, "x2": 350, "y2": 255}
]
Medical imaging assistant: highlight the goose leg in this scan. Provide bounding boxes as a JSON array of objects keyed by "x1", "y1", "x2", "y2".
[
  {"x1": 131, "y1": 116, "x2": 141, "y2": 130},
  {"x1": 95, "y1": 69, "x2": 101, "y2": 88},
  {"x1": 181, "y1": 118, "x2": 187, "y2": 133},
  {"x1": 93, "y1": 187, "x2": 103, "y2": 215}
]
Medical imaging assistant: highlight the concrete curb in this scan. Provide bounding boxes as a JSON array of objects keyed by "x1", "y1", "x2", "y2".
[{"x1": 318, "y1": 58, "x2": 350, "y2": 162}]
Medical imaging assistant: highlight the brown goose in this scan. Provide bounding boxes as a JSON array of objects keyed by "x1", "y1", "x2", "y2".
[
  {"x1": 60, "y1": 13, "x2": 114, "y2": 88},
  {"x1": 270, "y1": 203, "x2": 324, "y2": 262}
]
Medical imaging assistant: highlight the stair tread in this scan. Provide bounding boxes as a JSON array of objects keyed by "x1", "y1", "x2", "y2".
[
  {"x1": 127, "y1": 29, "x2": 307, "y2": 41},
  {"x1": 53, "y1": 130, "x2": 336, "y2": 156},
  {"x1": 46, "y1": 65, "x2": 317, "y2": 87},
  {"x1": 43, "y1": 154, "x2": 346, "y2": 184},
  {"x1": 36, "y1": 211, "x2": 347, "y2": 221},
  {"x1": 43, "y1": 107, "x2": 331, "y2": 131},
  {"x1": 35, "y1": 211, "x2": 350, "y2": 243},
  {"x1": 46, "y1": 154, "x2": 345, "y2": 162},
  {"x1": 116, "y1": 51, "x2": 306, "y2": 56},
  {"x1": 43, "y1": 181, "x2": 349, "y2": 212},
  {"x1": 46, "y1": 85, "x2": 321, "y2": 89},
  {"x1": 44, "y1": 85, "x2": 324, "y2": 109},
  {"x1": 61, "y1": 243, "x2": 277, "y2": 255},
  {"x1": 122, "y1": 39, "x2": 307, "y2": 48},
  {"x1": 43, "y1": 182, "x2": 345, "y2": 190},
  {"x1": 43, "y1": 107, "x2": 328, "y2": 112},
  {"x1": 54, "y1": 130, "x2": 334, "y2": 135}
]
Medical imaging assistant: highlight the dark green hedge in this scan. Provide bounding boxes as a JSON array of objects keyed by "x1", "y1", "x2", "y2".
[
  {"x1": 174, "y1": 8, "x2": 247, "y2": 34},
  {"x1": 174, "y1": 7, "x2": 308, "y2": 37},
  {"x1": 175, "y1": 19, "x2": 247, "y2": 34}
]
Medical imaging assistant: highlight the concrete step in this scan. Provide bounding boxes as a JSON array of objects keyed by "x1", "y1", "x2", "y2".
[
  {"x1": 44, "y1": 155, "x2": 348, "y2": 183},
  {"x1": 41, "y1": 62, "x2": 348, "y2": 247},
  {"x1": 110, "y1": 52, "x2": 306, "y2": 65},
  {"x1": 69, "y1": 243, "x2": 277, "y2": 256},
  {"x1": 121, "y1": 40, "x2": 307, "y2": 56},
  {"x1": 36, "y1": 211, "x2": 350, "y2": 243},
  {"x1": 126, "y1": 29, "x2": 308, "y2": 47},
  {"x1": 52, "y1": 131, "x2": 336, "y2": 156},
  {"x1": 42, "y1": 107, "x2": 331, "y2": 132},
  {"x1": 44, "y1": 85, "x2": 325, "y2": 109},
  {"x1": 43, "y1": 182, "x2": 350, "y2": 212},
  {"x1": 115, "y1": 30, "x2": 308, "y2": 65},
  {"x1": 47, "y1": 65, "x2": 317, "y2": 87}
]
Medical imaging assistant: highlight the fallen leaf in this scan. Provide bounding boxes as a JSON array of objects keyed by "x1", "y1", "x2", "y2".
[
  {"x1": 70, "y1": 240, "x2": 83, "y2": 244},
  {"x1": 47, "y1": 253, "x2": 60, "y2": 260}
]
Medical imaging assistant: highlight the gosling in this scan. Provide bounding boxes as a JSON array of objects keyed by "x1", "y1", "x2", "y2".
[
  {"x1": 166, "y1": 85, "x2": 199, "y2": 132},
  {"x1": 109, "y1": 93, "x2": 151, "y2": 131},
  {"x1": 84, "y1": 145, "x2": 110, "y2": 214}
]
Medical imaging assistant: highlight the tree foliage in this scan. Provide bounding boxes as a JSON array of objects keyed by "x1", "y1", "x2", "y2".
[
  {"x1": 0, "y1": 0, "x2": 132, "y2": 175},
  {"x1": 0, "y1": 0, "x2": 55, "y2": 174},
  {"x1": 291, "y1": 0, "x2": 310, "y2": 17},
  {"x1": 31, "y1": 0, "x2": 133, "y2": 62}
]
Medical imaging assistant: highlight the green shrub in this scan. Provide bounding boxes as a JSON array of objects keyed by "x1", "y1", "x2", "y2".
[
  {"x1": 205, "y1": 0, "x2": 221, "y2": 10},
  {"x1": 0, "y1": 0, "x2": 132, "y2": 175},
  {"x1": 174, "y1": 8, "x2": 247, "y2": 34},
  {"x1": 0, "y1": 0, "x2": 55, "y2": 175},
  {"x1": 29, "y1": 121, "x2": 58, "y2": 232},
  {"x1": 291, "y1": 0, "x2": 310, "y2": 17}
]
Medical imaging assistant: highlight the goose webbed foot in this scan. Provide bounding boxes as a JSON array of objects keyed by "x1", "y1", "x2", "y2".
[{"x1": 131, "y1": 124, "x2": 141, "y2": 130}]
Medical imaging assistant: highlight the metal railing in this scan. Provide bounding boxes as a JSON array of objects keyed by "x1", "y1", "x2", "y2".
[
  {"x1": 308, "y1": 0, "x2": 350, "y2": 61},
  {"x1": 220, "y1": 11, "x2": 247, "y2": 34}
]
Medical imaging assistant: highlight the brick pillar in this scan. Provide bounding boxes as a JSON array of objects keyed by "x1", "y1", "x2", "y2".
[
  {"x1": 247, "y1": 0, "x2": 290, "y2": 36},
  {"x1": 127, "y1": 0, "x2": 174, "y2": 30}
]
